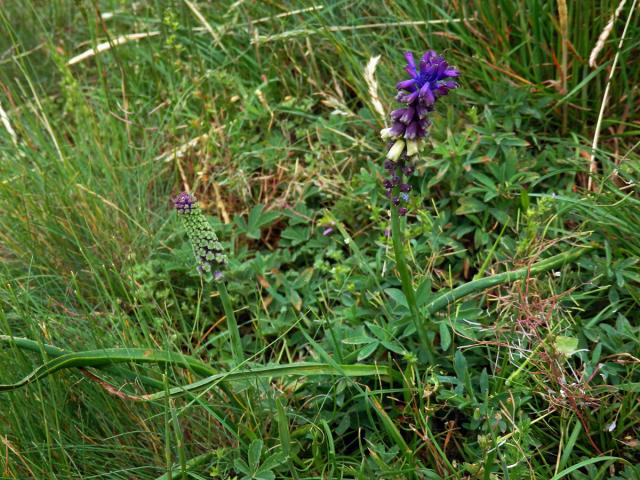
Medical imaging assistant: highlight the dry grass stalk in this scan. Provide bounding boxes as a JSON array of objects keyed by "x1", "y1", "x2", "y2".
[
  {"x1": 589, "y1": 0, "x2": 628, "y2": 68},
  {"x1": 557, "y1": 0, "x2": 569, "y2": 132},
  {"x1": 0, "y1": 98, "x2": 17, "y2": 147},
  {"x1": 68, "y1": 32, "x2": 161, "y2": 65},
  {"x1": 363, "y1": 55, "x2": 386, "y2": 124},
  {"x1": 588, "y1": 0, "x2": 637, "y2": 192}
]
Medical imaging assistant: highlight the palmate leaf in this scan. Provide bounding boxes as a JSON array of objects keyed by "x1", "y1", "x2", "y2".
[{"x1": 235, "y1": 204, "x2": 281, "y2": 239}]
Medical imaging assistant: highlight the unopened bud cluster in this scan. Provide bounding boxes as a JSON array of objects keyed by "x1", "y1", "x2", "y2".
[{"x1": 174, "y1": 192, "x2": 227, "y2": 281}]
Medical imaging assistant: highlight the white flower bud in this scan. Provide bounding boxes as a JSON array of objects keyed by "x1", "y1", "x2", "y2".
[
  {"x1": 406, "y1": 139, "x2": 418, "y2": 157},
  {"x1": 380, "y1": 128, "x2": 398, "y2": 140},
  {"x1": 386, "y1": 139, "x2": 405, "y2": 161}
]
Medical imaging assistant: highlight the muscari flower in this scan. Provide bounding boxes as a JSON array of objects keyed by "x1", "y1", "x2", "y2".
[
  {"x1": 381, "y1": 50, "x2": 460, "y2": 215},
  {"x1": 174, "y1": 192, "x2": 227, "y2": 281}
]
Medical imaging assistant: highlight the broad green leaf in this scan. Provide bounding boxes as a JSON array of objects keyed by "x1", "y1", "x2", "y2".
[
  {"x1": 380, "y1": 340, "x2": 406, "y2": 355},
  {"x1": 366, "y1": 322, "x2": 389, "y2": 341},
  {"x1": 233, "y1": 458, "x2": 250, "y2": 475},
  {"x1": 555, "y1": 336, "x2": 579, "y2": 357},
  {"x1": 456, "y1": 197, "x2": 486, "y2": 215},
  {"x1": 260, "y1": 452, "x2": 286, "y2": 471}
]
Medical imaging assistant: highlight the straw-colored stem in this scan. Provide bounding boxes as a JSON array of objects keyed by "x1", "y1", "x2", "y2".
[{"x1": 589, "y1": 0, "x2": 637, "y2": 191}]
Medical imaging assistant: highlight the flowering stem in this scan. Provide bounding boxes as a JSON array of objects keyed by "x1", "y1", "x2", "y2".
[
  {"x1": 216, "y1": 282, "x2": 244, "y2": 366},
  {"x1": 390, "y1": 205, "x2": 435, "y2": 364}
]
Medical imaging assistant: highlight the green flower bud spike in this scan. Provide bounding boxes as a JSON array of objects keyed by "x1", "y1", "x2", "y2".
[
  {"x1": 174, "y1": 192, "x2": 227, "y2": 281},
  {"x1": 174, "y1": 192, "x2": 243, "y2": 365}
]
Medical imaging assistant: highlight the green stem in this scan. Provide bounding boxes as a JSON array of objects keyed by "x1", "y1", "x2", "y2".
[
  {"x1": 154, "y1": 452, "x2": 215, "y2": 480},
  {"x1": 390, "y1": 205, "x2": 435, "y2": 363},
  {"x1": 424, "y1": 246, "x2": 593, "y2": 315},
  {"x1": 217, "y1": 282, "x2": 244, "y2": 366}
]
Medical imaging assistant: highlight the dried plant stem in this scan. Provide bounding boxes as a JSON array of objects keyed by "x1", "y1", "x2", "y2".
[
  {"x1": 588, "y1": 0, "x2": 637, "y2": 191},
  {"x1": 558, "y1": 0, "x2": 569, "y2": 134},
  {"x1": 390, "y1": 206, "x2": 435, "y2": 363},
  {"x1": 589, "y1": 0, "x2": 628, "y2": 68},
  {"x1": 217, "y1": 283, "x2": 244, "y2": 366}
]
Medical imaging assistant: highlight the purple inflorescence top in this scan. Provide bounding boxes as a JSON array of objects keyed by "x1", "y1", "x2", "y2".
[{"x1": 381, "y1": 51, "x2": 460, "y2": 215}]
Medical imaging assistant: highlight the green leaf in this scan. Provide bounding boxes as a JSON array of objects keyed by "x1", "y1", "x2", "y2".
[
  {"x1": 416, "y1": 278, "x2": 432, "y2": 307},
  {"x1": 384, "y1": 288, "x2": 408, "y2": 309},
  {"x1": 454, "y1": 350, "x2": 468, "y2": 380},
  {"x1": 489, "y1": 207, "x2": 510, "y2": 225},
  {"x1": 0, "y1": 337, "x2": 398, "y2": 400},
  {"x1": 380, "y1": 340, "x2": 406, "y2": 355},
  {"x1": 254, "y1": 471, "x2": 276, "y2": 480},
  {"x1": 260, "y1": 451, "x2": 286, "y2": 471},
  {"x1": 239, "y1": 204, "x2": 281, "y2": 239},
  {"x1": 550, "y1": 456, "x2": 622, "y2": 480},
  {"x1": 469, "y1": 171, "x2": 498, "y2": 192},
  {"x1": 479, "y1": 368, "x2": 489, "y2": 396},
  {"x1": 520, "y1": 188, "x2": 530, "y2": 211},
  {"x1": 275, "y1": 398, "x2": 290, "y2": 459},
  {"x1": 248, "y1": 439, "x2": 263, "y2": 472},
  {"x1": 342, "y1": 336, "x2": 375, "y2": 345},
  {"x1": 555, "y1": 336, "x2": 579, "y2": 357},
  {"x1": 455, "y1": 197, "x2": 486, "y2": 215},
  {"x1": 357, "y1": 341, "x2": 379, "y2": 361},
  {"x1": 233, "y1": 458, "x2": 250, "y2": 475},
  {"x1": 365, "y1": 322, "x2": 389, "y2": 341},
  {"x1": 439, "y1": 322, "x2": 452, "y2": 350},
  {"x1": 280, "y1": 226, "x2": 309, "y2": 245}
]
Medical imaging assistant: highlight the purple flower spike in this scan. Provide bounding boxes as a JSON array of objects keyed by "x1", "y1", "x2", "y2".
[
  {"x1": 387, "y1": 50, "x2": 460, "y2": 145},
  {"x1": 380, "y1": 50, "x2": 459, "y2": 219}
]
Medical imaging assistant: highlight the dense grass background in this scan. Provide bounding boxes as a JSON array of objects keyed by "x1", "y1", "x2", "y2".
[{"x1": 1, "y1": 1, "x2": 639, "y2": 478}]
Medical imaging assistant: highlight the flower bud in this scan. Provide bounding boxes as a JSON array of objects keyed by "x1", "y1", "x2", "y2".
[
  {"x1": 174, "y1": 192, "x2": 227, "y2": 281},
  {"x1": 406, "y1": 139, "x2": 419, "y2": 157},
  {"x1": 386, "y1": 139, "x2": 405, "y2": 161}
]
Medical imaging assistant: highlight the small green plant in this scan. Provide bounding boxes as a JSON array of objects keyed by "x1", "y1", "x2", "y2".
[
  {"x1": 232, "y1": 440, "x2": 286, "y2": 480},
  {"x1": 174, "y1": 191, "x2": 243, "y2": 365}
]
